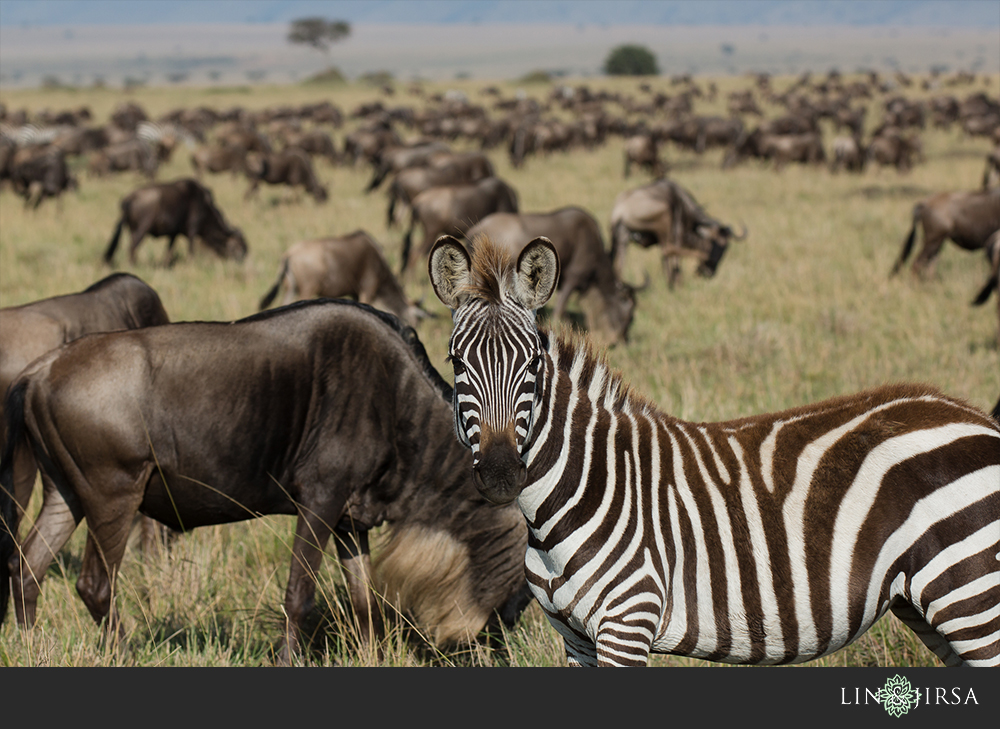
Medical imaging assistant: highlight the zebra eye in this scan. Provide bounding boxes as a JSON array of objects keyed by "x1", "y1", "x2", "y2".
[{"x1": 448, "y1": 354, "x2": 466, "y2": 375}]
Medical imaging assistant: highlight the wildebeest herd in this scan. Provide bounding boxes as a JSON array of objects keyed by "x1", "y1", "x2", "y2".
[{"x1": 1, "y1": 66, "x2": 999, "y2": 667}]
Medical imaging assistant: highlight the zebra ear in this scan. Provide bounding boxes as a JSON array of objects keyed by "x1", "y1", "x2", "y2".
[
  {"x1": 429, "y1": 235, "x2": 472, "y2": 309},
  {"x1": 514, "y1": 237, "x2": 560, "y2": 311}
]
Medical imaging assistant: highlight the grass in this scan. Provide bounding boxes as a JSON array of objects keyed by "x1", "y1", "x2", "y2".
[{"x1": 0, "y1": 71, "x2": 998, "y2": 667}]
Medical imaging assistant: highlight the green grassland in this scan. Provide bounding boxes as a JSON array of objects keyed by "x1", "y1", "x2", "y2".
[{"x1": 1, "y1": 71, "x2": 998, "y2": 667}]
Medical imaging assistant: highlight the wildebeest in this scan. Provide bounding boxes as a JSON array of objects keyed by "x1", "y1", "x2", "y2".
[
  {"x1": 0, "y1": 273, "x2": 172, "y2": 550},
  {"x1": 622, "y1": 133, "x2": 666, "y2": 179},
  {"x1": 829, "y1": 134, "x2": 866, "y2": 174},
  {"x1": 400, "y1": 176, "x2": 519, "y2": 275},
  {"x1": 244, "y1": 148, "x2": 329, "y2": 203},
  {"x1": 189, "y1": 143, "x2": 249, "y2": 177},
  {"x1": 386, "y1": 152, "x2": 495, "y2": 228},
  {"x1": 462, "y1": 207, "x2": 644, "y2": 346},
  {"x1": 87, "y1": 138, "x2": 161, "y2": 179},
  {"x1": 609, "y1": 177, "x2": 746, "y2": 289},
  {"x1": 104, "y1": 177, "x2": 248, "y2": 267},
  {"x1": 722, "y1": 129, "x2": 825, "y2": 170},
  {"x1": 867, "y1": 127, "x2": 922, "y2": 173},
  {"x1": 890, "y1": 188, "x2": 1000, "y2": 278},
  {"x1": 364, "y1": 140, "x2": 452, "y2": 192},
  {"x1": 7, "y1": 145, "x2": 77, "y2": 209},
  {"x1": 258, "y1": 230, "x2": 432, "y2": 328},
  {"x1": 971, "y1": 228, "x2": 1000, "y2": 344},
  {"x1": 0, "y1": 299, "x2": 532, "y2": 663}
]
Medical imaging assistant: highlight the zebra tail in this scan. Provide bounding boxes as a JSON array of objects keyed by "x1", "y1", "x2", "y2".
[
  {"x1": 258, "y1": 258, "x2": 289, "y2": 311},
  {"x1": 0, "y1": 380, "x2": 29, "y2": 628},
  {"x1": 992, "y1": 394, "x2": 1000, "y2": 424}
]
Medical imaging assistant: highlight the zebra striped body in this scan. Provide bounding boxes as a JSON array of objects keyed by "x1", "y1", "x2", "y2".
[{"x1": 430, "y1": 234, "x2": 1000, "y2": 667}]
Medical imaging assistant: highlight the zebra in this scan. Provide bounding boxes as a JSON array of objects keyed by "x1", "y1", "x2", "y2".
[{"x1": 428, "y1": 233, "x2": 1000, "y2": 667}]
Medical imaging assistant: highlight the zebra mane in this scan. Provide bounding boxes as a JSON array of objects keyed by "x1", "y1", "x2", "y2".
[
  {"x1": 465, "y1": 234, "x2": 513, "y2": 306},
  {"x1": 543, "y1": 324, "x2": 656, "y2": 417}
]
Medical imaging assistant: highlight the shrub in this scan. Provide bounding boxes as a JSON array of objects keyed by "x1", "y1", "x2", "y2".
[{"x1": 604, "y1": 44, "x2": 659, "y2": 76}]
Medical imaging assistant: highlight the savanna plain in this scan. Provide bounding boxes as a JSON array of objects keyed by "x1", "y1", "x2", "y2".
[{"x1": 1, "y1": 69, "x2": 998, "y2": 667}]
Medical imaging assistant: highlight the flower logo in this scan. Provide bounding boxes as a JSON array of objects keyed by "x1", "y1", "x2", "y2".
[{"x1": 878, "y1": 675, "x2": 919, "y2": 717}]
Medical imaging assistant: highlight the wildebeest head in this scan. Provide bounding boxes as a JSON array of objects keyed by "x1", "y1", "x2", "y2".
[{"x1": 690, "y1": 221, "x2": 746, "y2": 278}]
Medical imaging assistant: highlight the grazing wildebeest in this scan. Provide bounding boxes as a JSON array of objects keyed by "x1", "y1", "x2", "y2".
[
  {"x1": 386, "y1": 152, "x2": 495, "y2": 228},
  {"x1": 829, "y1": 134, "x2": 866, "y2": 174},
  {"x1": 622, "y1": 133, "x2": 666, "y2": 179},
  {"x1": 364, "y1": 140, "x2": 452, "y2": 193},
  {"x1": 609, "y1": 177, "x2": 746, "y2": 289},
  {"x1": 462, "y1": 207, "x2": 644, "y2": 346},
  {"x1": 722, "y1": 129, "x2": 825, "y2": 170},
  {"x1": 244, "y1": 148, "x2": 329, "y2": 203},
  {"x1": 890, "y1": 188, "x2": 1000, "y2": 278},
  {"x1": 0, "y1": 273, "x2": 172, "y2": 551},
  {"x1": 104, "y1": 177, "x2": 248, "y2": 267},
  {"x1": 7, "y1": 145, "x2": 77, "y2": 210},
  {"x1": 971, "y1": 228, "x2": 1000, "y2": 344},
  {"x1": 258, "y1": 230, "x2": 432, "y2": 328},
  {"x1": 400, "y1": 176, "x2": 519, "y2": 275},
  {"x1": 189, "y1": 143, "x2": 249, "y2": 177},
  {"x1": 0, "y1": 299, "x2": 532, "y2": 663},
  {"x1": 867, "y1": 128, "x2": 922, "y2": 173}
]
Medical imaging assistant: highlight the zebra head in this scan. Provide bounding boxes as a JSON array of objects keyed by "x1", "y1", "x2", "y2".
[{"x1": 429, "y1": 234, "x2": 559, "y2": 505}]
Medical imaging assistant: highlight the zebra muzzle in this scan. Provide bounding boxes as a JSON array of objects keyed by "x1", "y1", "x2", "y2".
[{"x1": 472, "y1": 440, "x2": 526, "y2": 505}]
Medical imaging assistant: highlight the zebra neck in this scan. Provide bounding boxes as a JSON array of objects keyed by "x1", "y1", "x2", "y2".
[{"x1": 520, "y1": 330, "x2": 652, "y2": 523}]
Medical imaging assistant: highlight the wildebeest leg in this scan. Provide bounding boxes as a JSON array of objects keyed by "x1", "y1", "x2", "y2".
[
  {"x1": 244, "y1": 179, "x2": 259, "y2": 201},
  {"x1": 278, "y1": 510, "x2": 333, "y2": 665},
  {"x1": 9, "y1": 473, "x2": 83, "y2": 627},
  {"x1": 663, "y1": 253, "x2": 682, "y2": 290},
  {"x1": 162, "y1": 235, "x2": 181, "y2": 268},
  {"x1": 910, "y1": 231, "x2": 946, "y2": 278},
  {"x1": 4, "y1": 440, "x2": 38, "y2": 539},
  {"x1": 334, "y1": 525, "x2": 384, "y2": 653},
  {"x1": 127, "y1": 222, "x2": 153, "y2": 265},
  {"x1": 551, "y1": 283, "x2": 574, "y2": 324},
  {"x1": 74, "y1": 464, "x2": 151, "y2": 646}
]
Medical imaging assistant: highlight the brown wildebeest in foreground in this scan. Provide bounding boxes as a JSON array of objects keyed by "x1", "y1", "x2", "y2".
[
  {"x1": 0, "y1": 273, "x2": 172, "y2": 552},
  {"x1": 400, "y1": 176, "x2": 519, "y2": 275},
  {"x1": 244, "y1": 148, "x2": 329, "y2": 203},
  {"x1": 386, "y1": 151, "x2": 495, "y2": 228},
  {"x1": 462, "y1": 207, "x2": 646, "y2": 347},
  {"x1": 971, "y1": 228, "x2": 1000, "y2": 344},
  {"x1": 0, "y1": 299, "x2": 532, "y2": 664},
  {"x1": 609, "y1": 177, "x2": 747, "y2": 289},
  {"x1": 258, "y1": 230, "x2": 432, "y2": 328},
  {"x1": 890, "y1": 187, "x2": 1000, "y2": 278},
  {"x1": 104, "y1": 177, "x2": 248, "y2": 267}
]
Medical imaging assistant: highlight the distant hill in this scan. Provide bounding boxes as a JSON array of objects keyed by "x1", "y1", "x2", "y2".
[{"x1": 1, "y1": 0, "x2": 996, "y2": 28}]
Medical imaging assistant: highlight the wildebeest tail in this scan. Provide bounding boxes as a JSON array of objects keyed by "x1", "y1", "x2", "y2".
[
  {"x1": 0, "y1": 380, "x2": 29, "y2": 627},
  {"x1": 104, "y1": 204, "x2": 127, "y2": 264},
  {"x1": 972, "y1": 271, "x2": 998, "y2": 306},
  {"x1": 891, "y1": 204, "x2": 921, "y2": 276},
  {"x1": 258, "y1": 258, "x2": 289, "y2": 311}
]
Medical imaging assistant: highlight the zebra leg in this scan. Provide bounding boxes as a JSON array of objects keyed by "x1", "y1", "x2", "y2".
[{"x1": 595, "y1": 619, "x2": 655, "y2": 667}]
